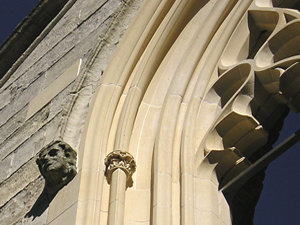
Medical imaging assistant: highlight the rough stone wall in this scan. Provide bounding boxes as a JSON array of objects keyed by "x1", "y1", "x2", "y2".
[{"x1": 0, "y1": 0, "x2": 144, "y2": 224}]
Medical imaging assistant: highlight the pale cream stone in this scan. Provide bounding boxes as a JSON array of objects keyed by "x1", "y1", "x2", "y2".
[
  {"x1": 152, "y1": 204, "x2": 172, "y2": 225},
  {"x1": 194, "y1": 179, "x2": 219, "y2": 215},
  {"x1": 218, "y1": 191, "x2": 232, "y2": 225},
  {"x1": 101, "y1": 0, "x2": 175, "y2": 86},
  {"x1": 152, "y1": 173, "x2": 172, "y2": 207},
  {"x1": 114, "y1": 86, "x2": 143, "y2": 152},
  {"x1": 195, "y1": 210, "x2": 222, "y2": 225},
  {"x1": 45, "y1": 1, "x2": 300, "y2": 225},
  {"x1": 107, "y1": 169, "x2": 127, "y2": 225},
  {"x1": 75, "y1": 200, "x2": 102, "y2": 225},
  {"x1": 124, "y1": 189, "x2": 151, "y2": 223},
  {"x1": 101, "y1": 183, "x2": 110, "y2": 211},
  {"x1": 78, "y1": 83, "x2": 123, "y2": 171},
  {"x1": 77, "y1": 170, "x2": 104, "y2": 201},
  {"x1": 99, "y1": 211, "x2": 109, "y2": 225},
  {"x1": 107, "y1": 93, "x2": 127, "y2": 155},
  {"x1": 129, "y1": 103, "x2": 162, "y2": 189},
  {"x1": 47, "y1": 171, "x2": 81, "y2": 223},
  {"x1": 26, "y1": 59, "x2": 81, "y2": 120},
  {"x1": 47, "y1": 202, "x2": 78, "y2": 225},
  {"x1": 172, "y1": 181, "x2": 181, "y2": 225}
]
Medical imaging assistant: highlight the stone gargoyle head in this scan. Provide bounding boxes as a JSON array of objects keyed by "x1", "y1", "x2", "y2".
[{"x1": 36, "y1": 140, "x2": 77, "y2": 194}]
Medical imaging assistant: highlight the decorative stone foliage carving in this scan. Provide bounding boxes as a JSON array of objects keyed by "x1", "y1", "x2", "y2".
[
  {"x1": 104, "y1": 151, "x2": 136, "y2": 188},
  {"x1": 36, "y1": 140, "x2": 77, "y2": 194}
]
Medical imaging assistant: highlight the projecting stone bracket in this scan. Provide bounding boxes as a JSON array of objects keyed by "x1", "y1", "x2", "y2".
[
  {"x1": 36, "y1": 140, "x2": 77, "y2": 195},
  {"x1": 104, "y1": 151, "x2": 136, "y2": 188}
]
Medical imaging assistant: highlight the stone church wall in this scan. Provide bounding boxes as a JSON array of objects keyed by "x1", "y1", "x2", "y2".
[
  {"x1": 1, "y1": 1, "x2": 299, "y2": 225},
  {"x1": 0, "y1": 0, "x2": 144, "y2": 224}
]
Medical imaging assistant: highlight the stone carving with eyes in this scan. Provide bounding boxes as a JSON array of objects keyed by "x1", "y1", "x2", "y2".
[{"x1": 36, "y1": 140, "x2": 77, "y2": 194}]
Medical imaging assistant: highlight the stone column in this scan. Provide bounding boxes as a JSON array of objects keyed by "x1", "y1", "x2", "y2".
[{"x1": 105, "y1": 151, "x2": 136, "y2": 225}]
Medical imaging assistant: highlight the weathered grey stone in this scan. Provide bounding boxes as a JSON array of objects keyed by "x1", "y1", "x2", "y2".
[
  {"x1": 0, "y1": 158, "x2": 40, "y2": 208},
  {"x1": 0, "y1": 0, "x2": 140, "y2": 129},
  {"x1": 10, "y1": 0, "x2": 107, "y2": 79},
  {"x1": 0, "y1": 74, "x2": 45, "y2": 127},
  {"x1": 36, "y1": 140, "x2": 77, "y2": 194},
  {"x1": 0, "y1": 80, "x2": 74, "y2": 164},
  {"x1": 15, "y1": 212, "x2": 48, "y2": 225},
  {"x1": 0, "y1": 87, "x2": 11, "y2": 111},
  {"x1": 0, "y1": 71, "x2": 46, "y2": 114},
  {"x1": 0, "y1": 114, "x2": 61, "y2": 183},
  {"x1": 0, "y1": 106, "x2": 50, "y2": 161},
  {"x1": 1, "y1": 0, "x2": 123, "y2": 95},
  {"x1": 0, "y1": 154, "x2": 13, "y2": 185},
  {"x1": 0, "y1": 177, "x2": 44, "y2": 225},
  {"x1": 0, "y1": 107, "x2": 27, "y2": 145}
]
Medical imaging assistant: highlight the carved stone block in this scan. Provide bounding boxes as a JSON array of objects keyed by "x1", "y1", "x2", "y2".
[
  {"x1": 36, "y1": 140, "x2": 77, "y2": 194},
  {"x1": 104, "y1": 151, "x2": 136, "y2": 188}
]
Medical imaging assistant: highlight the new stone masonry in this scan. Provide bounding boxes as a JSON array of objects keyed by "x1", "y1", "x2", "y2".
[
  {"x1": 0, "y1": 1, "x2": 299, "y2": 225},
  {"x1": 0, "y1": 0, "x2": 144, "y2": 224}
]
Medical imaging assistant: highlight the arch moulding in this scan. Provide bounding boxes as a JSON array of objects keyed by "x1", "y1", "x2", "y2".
[{"x1": 73, "y1": 0, "x2": 300, "y2": 224}]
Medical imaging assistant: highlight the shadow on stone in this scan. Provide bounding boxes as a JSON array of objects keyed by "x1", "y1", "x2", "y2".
[
  {"x1": 25, "y1": 140, "x2": 77, "y2": 219},
  {"x1": 25, "y1": 188, "x2": 57, "y2": 218}
]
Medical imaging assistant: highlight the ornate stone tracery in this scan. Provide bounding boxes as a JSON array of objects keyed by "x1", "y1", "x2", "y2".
[{"x1": 203, "y1": 1, "x2": 300, "y2": 182}]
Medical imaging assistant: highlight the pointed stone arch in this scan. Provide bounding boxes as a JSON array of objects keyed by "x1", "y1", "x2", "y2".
[{"x1": 52, "y1": 0, "x2": 300, "y2": 224}]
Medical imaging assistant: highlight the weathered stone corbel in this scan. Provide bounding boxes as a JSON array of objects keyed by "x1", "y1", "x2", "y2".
[{"x1": 36, "y1": 140, "x2": 77, "y2": 194}]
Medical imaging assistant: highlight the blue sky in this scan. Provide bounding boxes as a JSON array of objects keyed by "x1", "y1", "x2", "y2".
[
  {"x1": 254, "y1": 111, "x2": 300, "y2": 225},
  {"x1": 0, "y1": 1, "x2": 299, "y2": 224},
  {"x1": 0, "y1": 0, "x2": 40, "y2": 46}
]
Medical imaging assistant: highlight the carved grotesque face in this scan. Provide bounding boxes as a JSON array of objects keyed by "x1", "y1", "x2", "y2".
[{"x1": 36, "y1": 140, "x2": 77, "y2": 194}]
